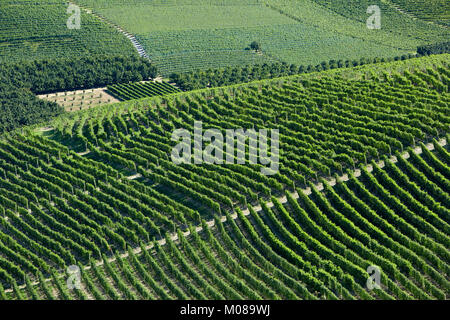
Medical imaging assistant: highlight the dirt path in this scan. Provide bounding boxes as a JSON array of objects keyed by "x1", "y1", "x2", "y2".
[{"x1": 70, "y1": 1, "x2": 150, "y2": 60}]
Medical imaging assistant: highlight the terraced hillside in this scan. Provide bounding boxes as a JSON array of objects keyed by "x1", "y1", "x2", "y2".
[
  {"x1": 389, "y1": 0, "x2": 450, "y2": 26},
  {"x1": 0, "y1": 55, "x2": 448, "y2": 300},
  {"x1": 0, "y1": 0, "x2": 136, "y2": 62},
  {"x1": 107, "y1": 81, "x2": 181, "y2": 101},
  {"x1": 269, "y1": 0, "x2": 448, "y2": 47},
  {"x1": 3, "y1": 142, "x2": 449, "y2": 300},
  {"x1": 74, "y1": 0, "x2": 448, "y2": 76},
  {"x1": 312, "y1": 0, "x2": 449, "y2": 28}
]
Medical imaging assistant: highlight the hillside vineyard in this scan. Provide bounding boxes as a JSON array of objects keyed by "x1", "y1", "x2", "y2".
[
  {"x1": 0, "y1": 1, "x2": 136, "y2": 62},
  {"x1": 0, "y1": 56, "x2": 449, "y2": 300},
  {"x1": 72, "y1": 0, "x2": 449, "y2": 75}
]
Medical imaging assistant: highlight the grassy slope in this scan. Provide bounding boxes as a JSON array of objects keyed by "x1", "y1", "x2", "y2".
[
  {"x1": 311, "y1": 0, "x2": 448, "y2": 36},
  {"x1": 0, "y1": 0, "x2": 136, "y2": 63},
  {"x1": 75, "y1": 0, "x2": 442, "y2": 76},
  {"x1": 389, "y1": 0, "x2": 450, "y2": 25},
  {"x1": 267, "y1": 0, "x2": 448, "y2": 48}
]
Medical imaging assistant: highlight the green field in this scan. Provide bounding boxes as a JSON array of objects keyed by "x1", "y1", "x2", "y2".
[
  {"x1": 312, "y1": 0, "x2": 449, "y2": 28},
  {"x1": 0, "y1": 0, "x2": 449, "y2": 304},
  {"x1": 386, "y1": 0, "x2": 449, "y2": 25},
  {"x1": 74, "y1": 0, "x2": 448, "y2": 75},
  {"x1": 0, "y1": 55, "x2": 449, "y2": 300},
  {"x1": 136, "y1": 24, "x2": 406, "y2": 75},
  {"x1": 0, "y1": 0, "x2": 136, "y2": 62},
  {"x1": 268, "y1": 0, "x2": 448, "y2": 47}
]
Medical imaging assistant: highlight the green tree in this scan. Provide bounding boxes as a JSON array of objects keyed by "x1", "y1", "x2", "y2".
[{"x1": 250, "y1": 41, "x2": 261, "y2": 52}]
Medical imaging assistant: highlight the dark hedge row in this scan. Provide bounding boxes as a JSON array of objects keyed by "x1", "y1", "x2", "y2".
[
  {"x1": 0, "y1": 55, "x2": 158, "y2": 95},
  {"x1": 417, "y1": 42, "x2": 450, "y2": 56},
  {"x1": 0, "y1": 55, "x2": 158, "y2": 133},
  {"x1": 0, "y1": 85, "x2": 63, "y2": 133},
  {"x1": 169, "y1": 55, "x2": 417, "y2": 91}
]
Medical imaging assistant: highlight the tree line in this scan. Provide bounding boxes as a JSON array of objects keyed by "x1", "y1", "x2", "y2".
[
  {"x1": 1, "y1": 55, "x2": 157, "y2": 94},
  {"x1": 0, "y1": 84, "x2": 63, "y2": 133},
  {"x1": 417, "y1": 41, "x2": 450, "y2": 56},
  {"x1": 169, "y1": 54, "x2": 418, "y2": 91},
  {"x1": 0, "y1": 55, "x2": 158, "y2": 133}
]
